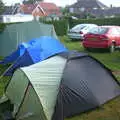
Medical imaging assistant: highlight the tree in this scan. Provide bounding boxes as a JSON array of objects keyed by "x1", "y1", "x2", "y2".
[
  {"x1": 23, "y1": 0, "x2": 43, "y2": 4},
  {"x1": 60, "y1": 5, "x2": 70, "y2": 17},
  {"x1": 0, "y1": 0, "x2": 5, "y2": 15}
]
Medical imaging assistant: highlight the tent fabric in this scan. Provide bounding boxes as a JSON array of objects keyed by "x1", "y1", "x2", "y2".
[
  {"x1": 2, "y1": 36, "x2": 67, "y2": 76},
  {"x1": 6, "y1": 56, "x2": 67, "y2": 120},
  {"x1": 52, "y1": 55, "x2": 120, "y2": 120},
  {"x1": 0, "y1": 43, "x2": 30, "y2": 64},
  {"x1": 16, "y1": 85, "x2": 47, "y2": 120},
  {"x1": 2, "y1": 51, "x2": 120, "y2": 120},
  {"x1": 0, "y1": 21, "x2": 58, "y2": 57}
]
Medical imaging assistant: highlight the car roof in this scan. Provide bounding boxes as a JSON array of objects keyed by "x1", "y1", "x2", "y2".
[
  {"x1": 76, "y1": 23, "x2": 97, "y2": 26},
  {"x1": 99, "y1": 25, "x2": 120, "y2": 28}
]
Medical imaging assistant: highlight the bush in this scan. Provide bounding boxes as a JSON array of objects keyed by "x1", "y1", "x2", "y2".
[
  {"x1": 43, "y1": 19, "x2": 68, "y2": 36},
  {"x1": 0, "y1": 23, "x2": 6, "y2": 33},
  {"x1": 69, "y1": 17, "x2": 120, "y2": 28}
]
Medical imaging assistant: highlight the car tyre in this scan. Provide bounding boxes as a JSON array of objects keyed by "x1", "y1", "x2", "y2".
[
  {"x1": 84, "y1": 47, "x2": 90, "y2": 51},
  {"x1": 109, "y1": 43, "x2": 115, "y2": 53}
]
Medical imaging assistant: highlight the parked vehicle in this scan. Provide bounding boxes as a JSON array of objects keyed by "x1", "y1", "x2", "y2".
[
  {"x1": 82, "y1": 26, "x2": 120, "y2": 52},
  {"x1": 67, "y1": 24, "x2": 98, "y2": 41}
]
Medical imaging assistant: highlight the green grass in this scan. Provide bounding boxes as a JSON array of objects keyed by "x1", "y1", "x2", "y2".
[
  {"x1": 0, "y1": 63, "x2": 11, "y2": 96},
  {"x1": 59, "y1": 36, "x2": 120, "y2": 120}
]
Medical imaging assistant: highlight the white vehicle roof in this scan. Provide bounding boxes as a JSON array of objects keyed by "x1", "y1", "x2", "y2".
[{"x1": 71, "y1": 24, "x2": 97, "y2": 32}]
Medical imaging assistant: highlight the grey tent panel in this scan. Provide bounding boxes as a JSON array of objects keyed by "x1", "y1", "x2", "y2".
[
  {"x1": 0, "y1": 21, "x2": 58, "y2": 56},
  {"x1": 52, "y1": 53, "x2": 120, "y2": 120},
  {"x1": 63, "y1": 57, "x2": 120, "y2": 105}
]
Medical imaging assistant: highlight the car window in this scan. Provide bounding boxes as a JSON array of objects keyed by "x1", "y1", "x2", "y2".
[
  {"x1": 83, "y1": 25, "x2": 96, "y2": 31},
  {"x1": 116, "y1": 27, "x2": 120, "y2": 35},
  {"x1": 111, "y1": 28, "x2": 120, "y2": 35},
  {"x1": 72, "y1": 25, "x2": 86, "y2": 31},
  {"x1": 83, "y1": 26, "x2": 90, "y2": 30},
  {"x1": 88, "y1": 27, "x2": 109, "y2": 34}
]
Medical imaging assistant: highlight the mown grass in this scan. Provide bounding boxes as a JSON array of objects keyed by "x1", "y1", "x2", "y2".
[
  {"x1": 59, "y1": 36, "x2": 120, "y2": 120},
  {"x1": 0, "y1": 63, "x2": 11, "y2": 96}
]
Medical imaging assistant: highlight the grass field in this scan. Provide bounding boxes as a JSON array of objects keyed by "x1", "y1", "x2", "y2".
[
  {"x1": 59, "y1": 36, "x2": 120, "y2": 120},
  {"x1": 0, "y1": 36, "x2": 120, "y2": 120}
]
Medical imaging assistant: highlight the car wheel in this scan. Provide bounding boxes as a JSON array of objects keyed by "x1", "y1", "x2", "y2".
[
  {"x1": 71, "y1": 38, "x2": 75, "y2": 41},
  {"x1": 84, "y1": 47, "x2": 90, "y2": 51},
  {"x1": 109, "y1": 43, "x2": 115, "y2": 53}
]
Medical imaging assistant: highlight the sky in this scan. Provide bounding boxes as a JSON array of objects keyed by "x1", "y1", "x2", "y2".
[{"x1": 2, "y1": 0, "x2": 120, "y2": 7}]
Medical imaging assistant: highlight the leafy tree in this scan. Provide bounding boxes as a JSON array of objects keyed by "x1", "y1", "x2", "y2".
[
  {"x1": 0, "y1": 0, "x2": 5, "y2": 15},
  {"x1": 61, "y1": 6, "x2": 69, "y2": 16}
]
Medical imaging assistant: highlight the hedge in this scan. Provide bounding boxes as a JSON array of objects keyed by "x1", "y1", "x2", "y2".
[
  {"x1": 44, "y1": 17, "x2": 120, "y2": 36},
  {"x1": 43, "y1": 19, "x2": 68, "y2": 36},
  {"x1": 69, "y1": 17, "x2": 120, "y2": 28}
]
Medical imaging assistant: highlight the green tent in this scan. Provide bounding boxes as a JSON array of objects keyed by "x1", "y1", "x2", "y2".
[
  {"x1": 0, "y1": 21, "x2": 58, "y2": 57},
  {"x1": 5, "y1": 56, "x2": 67, "y2": 120}
]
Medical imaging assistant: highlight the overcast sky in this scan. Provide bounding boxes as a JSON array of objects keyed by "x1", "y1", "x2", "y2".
[{"x1": 2, "y1": 0, "x2": 120, "y2": 7}]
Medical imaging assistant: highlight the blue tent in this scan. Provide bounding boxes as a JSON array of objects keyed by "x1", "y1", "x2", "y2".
[
  {"x1": 1, "y1": 36, "x2": 67, "y2": 76},
  {"x1": 0, "y1": 43, "x2": 31, "y2": 65}
]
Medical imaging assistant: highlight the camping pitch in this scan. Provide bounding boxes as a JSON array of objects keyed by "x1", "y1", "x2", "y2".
[
  {"x1": 1, "y1": 51, "x2": 120, "y2": 120},
  {"x1": 0, "y1": 36, "x2": 67, "y2": 76}
]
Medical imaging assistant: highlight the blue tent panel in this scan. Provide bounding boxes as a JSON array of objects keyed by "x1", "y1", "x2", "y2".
[
  {"x1": 28, "y1": 37, "x2": 67, "y2": 63},
  {"x1": 5, "y1": 50, "x2": 34, "y2": 76},
  {"x1": 4, "y1": 36, "x2": 67, "y2": 76},
  {"x1": 0, "y1": 43, "x2": 30, "y2": 64}
]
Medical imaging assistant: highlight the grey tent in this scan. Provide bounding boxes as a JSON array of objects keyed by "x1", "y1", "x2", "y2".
[
  {"x1": 1, "y1": 51, "x2": 120, "y2": 120},
  {"x1": 0, "y1": 21, "x2": 57, "y2": 57}
]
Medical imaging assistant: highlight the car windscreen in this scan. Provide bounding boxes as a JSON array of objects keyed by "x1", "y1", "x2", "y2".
[
  {"x1": 88, "y1": 27, "x2": 109, "y2": 34},
  {"x1": 71, "y1": 24, "x2": 86, "y2": 31}
]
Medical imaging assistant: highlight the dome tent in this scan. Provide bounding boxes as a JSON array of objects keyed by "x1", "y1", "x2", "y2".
[
  {"x1": 0, "y1": 36, "x2": 67, "y2": 76},
  {"x1": 0, "y1": 21, "x2": 58, "y2": 57},
  {"x1": 1, "y1": 51, "x2": 120, "y2": 120}
]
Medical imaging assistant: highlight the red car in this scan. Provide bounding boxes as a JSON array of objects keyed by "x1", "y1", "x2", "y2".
[{"x1": 82, "y1": 26, "x2": 120, "y2": 52}]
